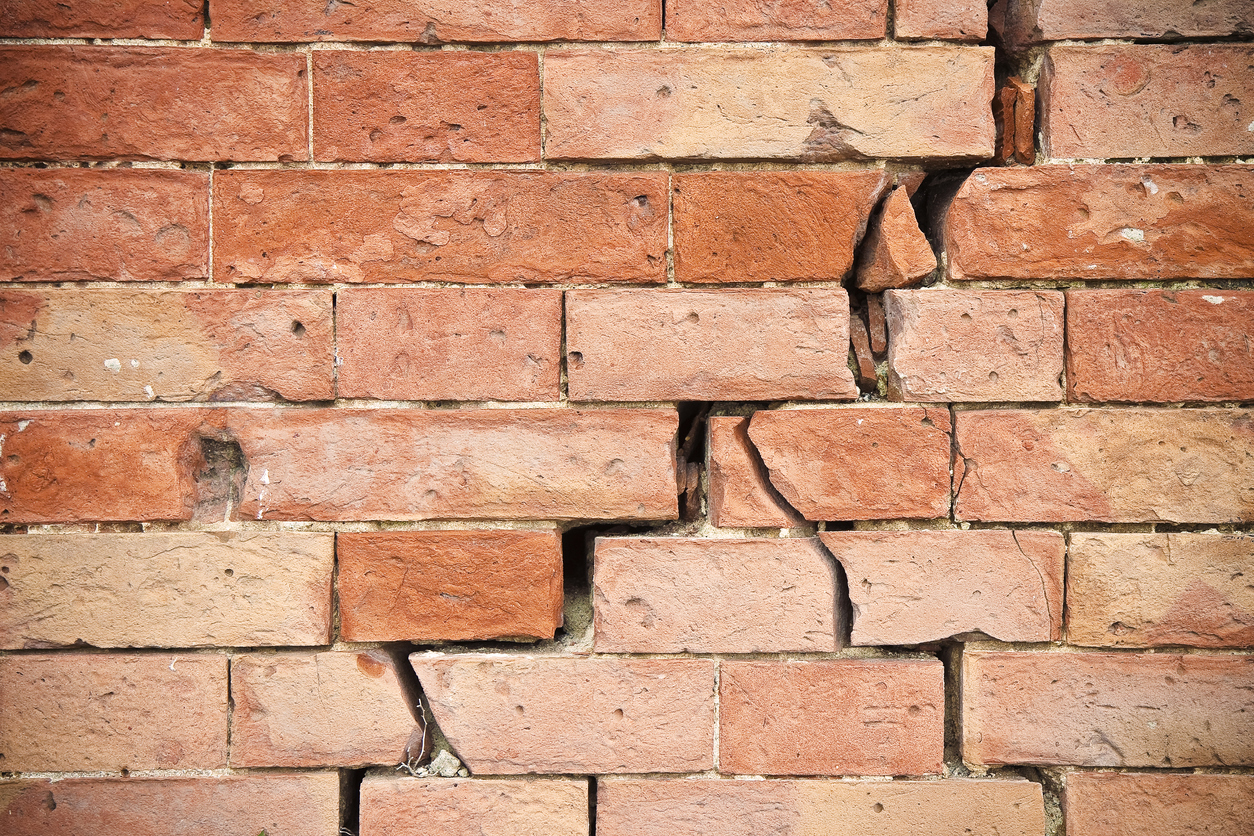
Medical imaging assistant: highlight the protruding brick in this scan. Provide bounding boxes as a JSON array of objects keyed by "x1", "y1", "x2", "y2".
[
  {"x1": 0, "y1": 653, "x2": 227, "y2": 772},
  {"x1": 1065, "y1": 772, "x2": 1254, "y2": 836},
  {"x1": 336, "y1": 288, "x2": 562, "y2": 402},
  {"x1": 720, "y1": 660, "x2": 944, "y2": 775},
  {"x1": 1067, "y1": 532, "x2": 1254, "y2": 648},
  {"x1": 313, "y1": 51, "x2": 540, "y2": 163},
  {"x1": 855, "y1": 186, "x2": 936, "y2": 292},
  {"x1": 885, "y1": 289, "x2": 1064, "y2": 402},
  {"x1": 213, "y1": 170, "x2": 667, "y2": 284},
  {"x1": 963, "y1": 650, "x2": 1254, "y2": 767},
  {"x1": 1067, "y1": 290, "x2": 1254, "y2": 403},
  {"x1": 544, "y1": 46, "x2": 995, "y2": 161},
  {"x1": 0, "y1": 47, "x2": 307, "y2": 161},
  {"x1": 0, "y1": 0, "x2": 204, "y2": 38},
  {"x1": 993, "y1": 77, "x2": 1035, "y2": 165},
  {"x1": 665, "y1": 0, "x2": 885, "y2": 42},
  {"x1": 895, "y1": 0, "x2": 986, "y2": 40},
  {"x1": 411, "y1": 655, "x2": 715, "y2": 774},
  {"x1": 566, "y1": 289, "x2": 857, "y2": 402},
  {"x1": 707, "y1": 416, "x2": 805, "y2": 529},
  {"x1": 338, "y1": 530, "x2": 563, "y2": 643},
  {"x1": 994, "y1": 0, "x2": 1254, "y2": 48},
  {"x1": 360, "y1": 777, "x2": 588, "y2": 836},
  {"x1": 954, "y1": 408, "x2": 1254, "y2": 523}
]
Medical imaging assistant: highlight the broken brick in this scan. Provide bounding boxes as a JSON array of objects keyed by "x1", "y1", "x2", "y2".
[
  {"x1": 855, "y1": 187, "x2": 936, "y2": 293},
  {"x1": 707, "y1": 416, "x2": 806, "y2": 529}
]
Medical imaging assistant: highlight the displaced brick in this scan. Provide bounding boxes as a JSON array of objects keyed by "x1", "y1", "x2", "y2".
[
  {"x1": 993, "y1": 77, "x2": 1035, "y2": 165},
  {"x1": 0, "y1": 0, "x2": 204, "y2": 38},
  {"x1": 213, "y1": 170, "x2": 667, "y2": 284},
  {"x1": 707, "y1": 416, "x2": 805, "y2": 529},
  {"x1": 719, "y1": 660, "x2": 944, "y2": 775},
  {"x1": 359, "y1": 777, "x2": 588, "y2": 836},
  {"x1": 894, "y1": 0, "x2": 987, "y2": 41},
  {"x1": 866, "y1": 293, "x2": 888, "y2": 354},
  {"x1": 994, "y1": 0, "x2": 1254, "y2": 48},
  {"x1": 566, "y1": 289, "x2": 857, "y2": 401},
  {"x1": 665, "y1": 0, "x2": 886, "y2": 42},
  {"x1": 1065, "y1": 772, "x2": 1254, "y2": 836},
  {"x1": 336, "y1": 288, "x2": 562, "y2": 402},
  {"x1": 0, "y1": 46, "x2": 307, "y2": 161},
  {"x1": 544, "y1": 46, "x2": 995, "y2": 161},
  {"x1": 855, "y1": 187, "x2": 937, "y2": 292},
  {"x1": 849, "y1": 313, "x2": 878, "y2": 392}
]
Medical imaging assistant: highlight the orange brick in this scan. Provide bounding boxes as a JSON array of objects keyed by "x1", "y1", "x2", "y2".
[
  {"x1": 0, "y1": 0, "x2": 204, "y2": 38},
  {"x1": 1065, "y1": 772, "x2": 1254, "y2": 836},
  {"x1": 359, "y1": 777, "x2": 588, "y2": 836},
  {"x1": 895, "y1": 0, "x2": 986, "y2": 40},
  {"x1": 707, "y1": 416, "x2": 805, "y2": 528},
  {"x1": 665, "y1": 0, "x2": 886, "y2": 42}
]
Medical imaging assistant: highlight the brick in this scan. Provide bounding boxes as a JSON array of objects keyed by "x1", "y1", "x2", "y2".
[
  {"x1": 213, "y1": 170, "x2": 667, "y2": 284},
  {"x1": 359, "y1": 777, "x2": 588, "y2": 836},
  {"x1": 885, "y1": 289, "x2": 1065, "y2": 402},
  {"x1": 665, "y1": 0, "x2": 885, "y2": 42},
  {"x1": 231, "y1": 650, "x2": 420, "y2": 768},
  {"x1": 1066, "y1": 290, "x2": 1254, "y2": 403},
  {"x1": 746, "y1": 407, "x2": 953, "y2": 521},
  {"x1": 867, "y1": 293, "x2": 888, "y2": 353},
  {"x1": 994, "y1": 0, "x2": 1254, "y2": 48},
  {"x1": 719, "y1": 660, "x2": 944, "y2": 775},
  {"x1": 993, "y1": 77, "x2": 1035, "y2": 165},
  {"x1": 895, "y1": 0, "x2": 986, "y2": 40},
  {"x1": 566, "y1": 289, "x2": 857, "y2": 402},
  {"x1": 0, "y1": 168, "x2": 208, "y2": 283},
  {"x1": 592, "y1": 537, "x2": 839, "y2": 653},
  {"x1": 855, "y1": 186, "x2": 936, "y2": 292},
  {"x1": 707, "y1": 416, "x2": 805, "y2": 529},
  {"x1": 0, "y1": 0, "x2": 204, "y2": 38},
  {"x1": 336, "y1": 288, "x2": 562, "y2": 402},
  {"x1": 210, "y1": 0, "x2": 661, "y2": 42},
  {"x1": 1067, "y1": 532, "x2": 1254, "y2": 648},
  {"x1": 544, "y1": 46, "x2": 995, "y2": 161},
  {"x1": 0, "y1": 47, "x2": 307, "y2": 162},
  {"x1": 1041, "y1": 45, "x2": 1254, "y2": 159},
  {"x1": 598, "y1": 777, "x2": 1045, "y2": 836},
  {"x1": 819, "y1": 530, "x2": 1063, "y2": 645},
  {"x1": 313, "y1": 51, "x2": 540, "y2": 163},
  {"x1": 1065, "y1": 772, "x2": 1254, "y2": 836},
  {"x1": 338, "y1": 530, "x2": 563, "y2": 643},
  {"x1": 0, "y1": 653, "x2": 226, "y2": 772},
  {"x1": 953, "y1": 408, "x2": 1254, "y2": 523},
  {"x1": 0, "y1": 774, "x2": 341, "y2": 836},
  {"x1": 0, "y1": 289, "x2": 334, "y2": 402},
  {"x1": 0, "y1": 532, "x2": 332, "y2": 649},
  {"x1": 673, "y1": 171, "x2": 888, "y2": 283},
  {"x1": 849, "y1": 313, "x2": 878, "y2": 391}
]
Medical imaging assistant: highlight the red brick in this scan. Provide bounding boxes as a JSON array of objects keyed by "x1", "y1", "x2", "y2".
[
  {"x1": 336, "y1": 288, "x2": 562, "y2": 402},
  {"x1": 411, "y1": 655, "x2": 715, "y2": 774},
  {"x1": 360, "y1": 777, "x2": 588, "y2": 836},
  {"x1": 673, "y1": 171, "x2": 888, "y2": 283},
  {"x1": 1041, "y1": 45, "x2": 1254, "y2": 159},
  {"x1": 855, "y1": 186, "x2": 936, "y2": 292},
  {"x1": 954, "y1": 408, "x2": 1254, "y2": 523},
  {"x1": 0, "y1": 532, "x2": 332, "y2": 649},
  {"x1": 213, "y1": 170, "x2": 667, "y2": 284},
  {"x1": 0, "y1": 289, "x2": 334, "y2": 402},
  {"x1": 707, "y1": 416, "x2": 805, "y2": 529},
  {"x1": 313, "y1": 51, "x2": 540, "y2": 163},
  {"x1": 994, "y1": 0, "x2": 1254, "y2": 48},
  {"x1": 849, "y1": 312, "x2": 878, "y2": 391},
  {"x1": 338, "y1": 530, "x2": 563, "y2": 643},
  {"x1": 665, "y1": 0, "x2": 886, "y2": 42},
  {"x1": 885, "y1": 289, "x2": 1064, "y2": 402},
  {"x1": 0, "y1": 774, "x2": 341, "y2": 836},
  {"x1": 867, "y1": 293, "x2": 888, "y2": 353},
  {"x1": 993, "y1": 77, "x2": 1035, "y2": 165},
  {"x1": 963, "y1": 650, "x2": 1254, "y2": 767},
  {"x1": 0, "y1": 0, "x2": 204, "y2": 38},
  {"x1": 895, "y1": 0, "x2": 986, "y2": 40},
  {"x1": 746, "y1": 407, "x2": 953, "y2": 521},
  {"x1": 566, "y1": 289, "x2": 857, "y2": 402},
  {"x1": 0, "y1": 653, "x2": 227, "y2": 772},
  {"x1": 1067, "y1": 532, "x2": 1254, "y2": 648},
  {"x1": 719, "y1": 660, "x2": 944, "y2": 775},
  {"x1": 1067, "y1": 290, "x2": 1254, "y2": 403},
  {"x1": 0, "y1": 47, "x2": 307, "y2": 162},
  {"x1": 1065, "y1": 772, "x2": 1254, "y2": 836},
  {"x1": 544, "y1": 46, "x2": 996, "y2": 161}
]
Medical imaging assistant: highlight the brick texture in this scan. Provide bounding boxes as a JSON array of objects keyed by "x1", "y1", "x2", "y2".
[
  {"x1": 0, "y1": 0, "x2": 205, "y2": 38},
  {"x1": 665, "y1": 0, "x2": 886, "y2": 42},
  {"x1": 359, "y1": 777, "x2": 588, "y2": 836},
  {"x1": 994, "y1": 0, "x2": 1254, "y2": 47},
  {"x1": 1064, "y1": 772, "x2": 1254, "y2": 836},
  {"x1": 855, "y1": 186, "x2": 936, "y2": 292},
  {"x1": 895, "y1": 0, "x2": 986, "y2": 40},
  {"x1": 707, "y1": 416, "x2": 806, "y2": 529}
]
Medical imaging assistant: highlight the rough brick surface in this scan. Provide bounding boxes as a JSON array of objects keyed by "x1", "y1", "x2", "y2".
[
  {"x1": 0, "y1": 0, "x2": 204, "y2": 38},
  {"x1": 855, "y1": 186, "x2": 936, "y2": 292},
  {"x1": 993, "y1": 77, "x2": 1035, "y2": 165},
  {"x1": 894, "y1": 0, "x2": 986, "y2": 40},
  {"x1": 0, "y1": 653, "x2": 227, "y2": 772},
  {"x1": 963, "y1": 651, "x2": 1254, "y2": 767},
  {"x1": 1067, "y1": 532, "x2": 1254, "y2": 648},
  {"x1": 359, "y1": 777, "x2": 588, "y2": 836},
  {"x1": 994, "y1": 0, "x2": 1254, "y2": 48},
  {"x1": 566, "y1": 289, "x2": 857, "y2": 401},
  {"x1": 411, "y1": 655, "x2": 715, "y2": 774},
  {"x1": 1065, "y1": 772, "x2": 1254, "y2": 836},
  {"x1": 665, "y1": 0, "x2": 886, "y2": 42},
  {"x1": 544, "y1": 47, "x2": 995, "y2": 161},
  {"x1": 719, "y1": 660, "x2": 944, "y2": 775},
  {"x1": 213, "y1": 170, "x2": 667, "y2": 284},
  {"x1": 707, "y1": 416, "x2": 805, "y2": 529}
]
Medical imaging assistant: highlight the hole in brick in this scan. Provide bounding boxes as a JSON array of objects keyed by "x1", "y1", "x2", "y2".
[
  {"x1": 224, "y1": 568, "x2": 234, "y2": 577},
  {"x1": 18, "y1": 350, "x2": 32, "y2": 364},
  {"x1": 568, "y1": 351, "x2": 584, "y2": 369},
  {"x1": 290, "y1": 320, "x2": 306, "y2": 337},
  {"x1": 873, "y1": 803, "x2": 884, "y2": 813},
  {"x1": 0, "y1": 576, "x2": 8, "y2": 591},
  {"x1": 390, "y1": 115, "x2": 407, "y2": 124},
  {"x1": 613, "y1": 708, "x2": 625, "y2": 719},
  {"x1": 185, "y1": 431, "x2": 248, "y2": 523}
]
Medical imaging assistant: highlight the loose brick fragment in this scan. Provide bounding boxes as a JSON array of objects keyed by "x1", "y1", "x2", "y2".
[
  {"x1": 866, "y1": 294, "x2": 888, "y2": 354},
  {"x1": 1065, "y1": 772, "x2": 1254, "y2": 836},
  {"x1": 707, "y1": 416, "x2": 805, "y2": 529},
  {"x1": 894, "y1": 0, "x2": 987, "y2": 40},
  {"x1": 544, "y1": 46, "x2": 995, "y2": 161},
  {"x1": 359, "y1": 777, "x2": 588, "y2": 836},
  {"x1": 994, "y1": 0, "x2": 1254, "y2": 48},
  {"x1": 0, "y1": 0, "x2": 204, "y2": 38},
  {"x1": 993, "y1": 77, "x2": 1035, "y2": 165},
  {"x1": 855, "y1": 187, "x2": 936, "y2": 292},
  {"x1": 849, "y1": 313, "x2": 878, "y2": 392},
  {"x1": 720, "y1": 660, "x2": 944, "y2": 775},
  {"x1": 665, "y1": 0, "x2": 886, "y2": 42}
]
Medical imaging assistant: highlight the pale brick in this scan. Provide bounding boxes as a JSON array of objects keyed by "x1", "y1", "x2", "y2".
[
  {"x1": 895, "y1": 0, "x2": 986, "y2": 40},
  {"x1": 359, "y1": 777, "x2": 588, "y2": 836},
  {"x1": 1065, "y1": 772, "x2": 1254, "y2": 836},
  {"x1": 665, "y1": 0, "x2": 886, "y2": 42},
  {"x1": 707, "y1": 416, "x2": 805, "y2": 529}
]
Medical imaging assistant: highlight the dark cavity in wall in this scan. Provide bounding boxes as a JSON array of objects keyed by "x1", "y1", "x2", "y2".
[
  {"x1": 675, "y1": 402, "x2": 711, "y2": 522},
  {"x1": 339, "y1": 767, "x2": 366, "y2": 836},
  {"x1": 187, "y1": 430, "x2": 247, "y2": 522}
]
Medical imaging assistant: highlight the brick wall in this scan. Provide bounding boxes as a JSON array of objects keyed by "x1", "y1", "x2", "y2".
[{"x1": 1, "y1": 1, "x2": 1252, "y2": 834}]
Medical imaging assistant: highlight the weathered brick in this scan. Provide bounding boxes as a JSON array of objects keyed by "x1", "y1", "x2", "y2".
[
  {"x1": 566, "y1": 289, "x2": 857, "y2": 402},
  {"x1": 336, "y1": 288, "x2": 562, "y2": 402},
  {"x1": 855, "y1": 186, "x2": 936, "y2": 292},
  {"x1": 719, "y1": 660, "x2": 944, "y2": 775},
  {"x1": 707, "y1": 416, "x2": 805, "y2": 529},
  {"x1": 544, "y1": 46, "x2": 995, "y2": 161},
  {"x1": 0, "y1": 47, "x2": 307, "y2": 161},
  {"x1": 313, "y1": 50, "x2": 540, "y2": 163},
  {"x1": 359, "y1": 777, "x2": 588, "y2": 836},
  {"x1": 665, "y1": 0, "x2": 885, "y2": 42},
  {"x1": 0, "y1": 0, "x2": 204, "y2": 38},
  {"x1": 411, "y1": 655, "x2": 715, "y2": 774},
  {"x1": 885, "y1": 289, "x2": 1064, "y2": 402},
  {"x1": 0, "y1": 289, "x2": 334, "y2": 402},
  {"x1": 1067, "y1": 290, "x2": 1254, "y2": 403},
  {"x1": 338, "y1": 530, "x2": 563, "y2": 643},
  {"x1": 994, "y1": 0, "x2": 1254, "y2": 48},
  {"x1": 672, "y1": 171, "x2": 888, "y2": 283},
  {"x1": 993, "y1": 77, "x2": 1035, "y2": 165},
  {"x1": 0, "y1": 532, "x2": 332, "y2": 649},
  {"x1": 895, "y1": 0, "x2": 986, "y2": 40},
  {"x1": 963, "y1": 650, "x2": 1254, "y2": 767},
  {"x1": 1067, "y1": 532, "x2": 1254, "y2": 648},
  {"x1": 213, "y1": 170, "x2": 667, "y2": 284},
  {"x1": 954, "y1": 408, "x2": 1254, "y2": 523},
  {"x1": 1041, "y1": 45, "x2": 1254, "y2": 159},
  {"x1": 1065, "y1": 772, "x2": 1254, "y2": 836},
  {"x1": 819, "y1": 530, "x2": 1063, "y2": 645},
  {"x1": 0, "y1": 653, "x2": 227, "y2": 772}
]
